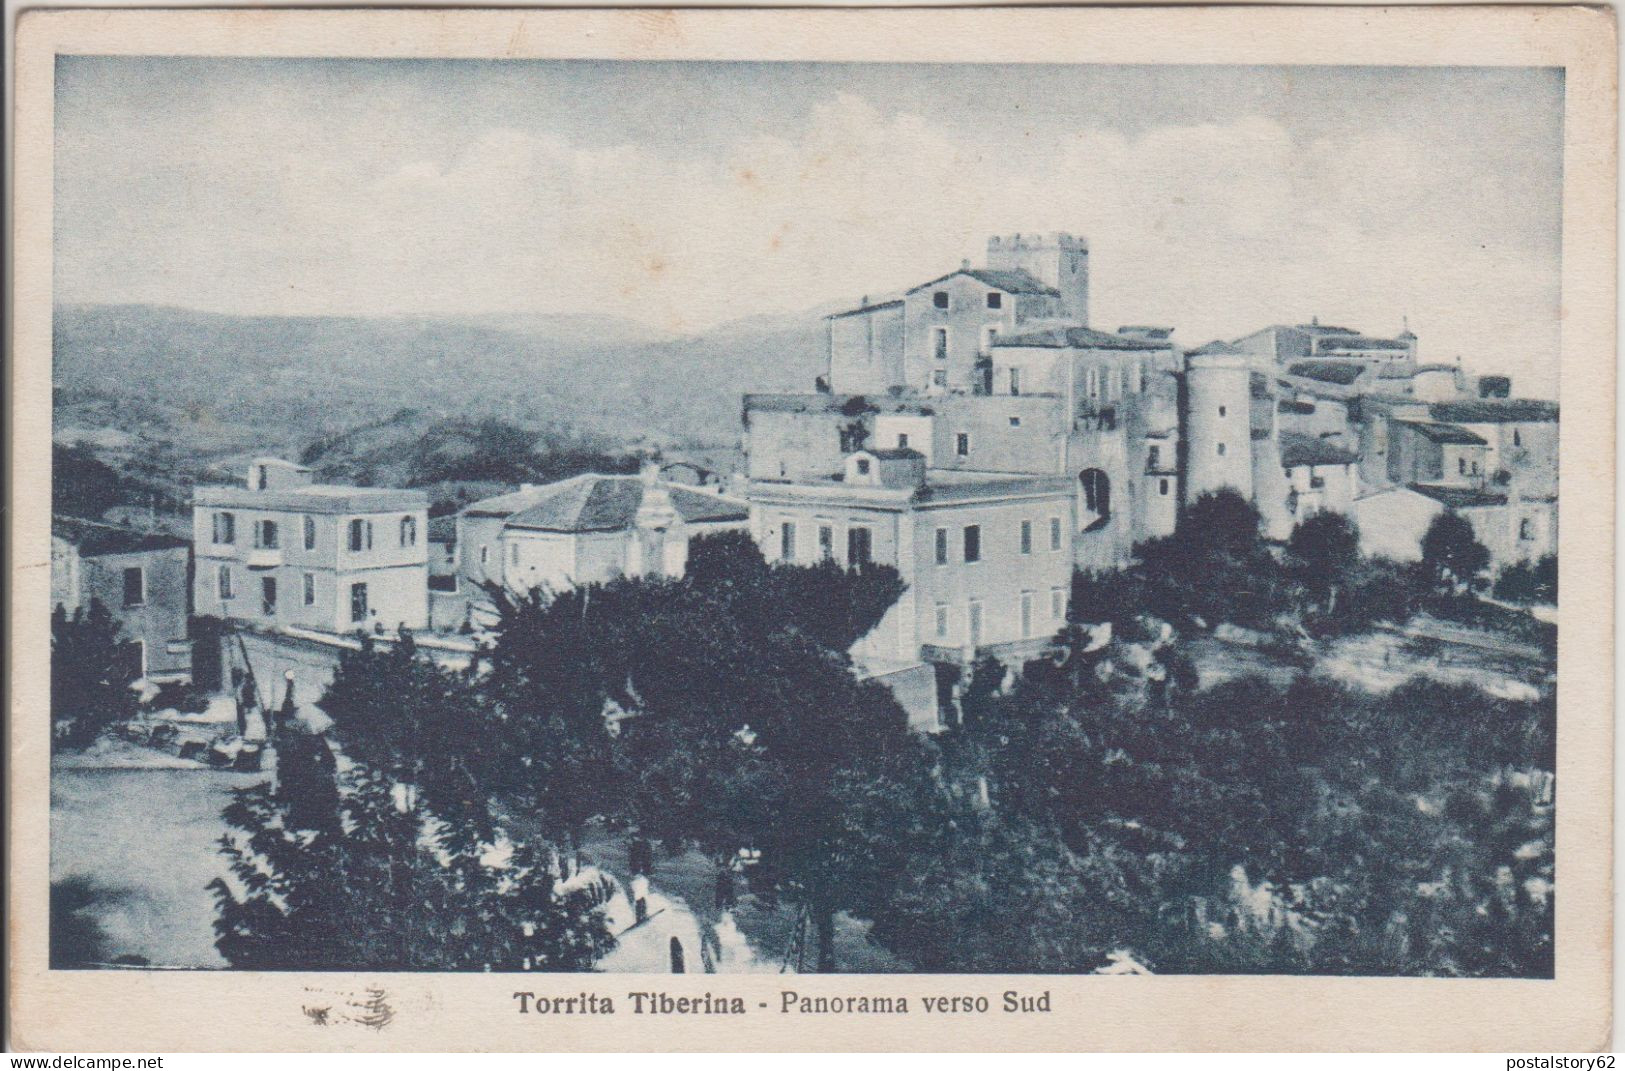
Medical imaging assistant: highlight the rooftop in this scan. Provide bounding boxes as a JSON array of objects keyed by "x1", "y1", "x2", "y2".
[
  {"x1": 469, "y1": 475, "x2": 747, "y2": 533},
  {"x1": 827, "y1": 298, "x2": 906, "y2": 321},
  {"x1": 1409, "y1": 483, "x2": 1509, "y2": 509},
  {"x1": 908, "y1": 267, "x2": 1061, "y2": 298},
  {"x1": 1395, "y1": 420, "x2": 1488, "y2": 446},
  {"x1": 54, "y1": 515, "x2": 190, "y2": 557},
  {"x1": 995, "y1": 325, "x2": 1167, "y2": 351},
  {"x1": 1279, "y1": 431, "x2": 1359, "y2": 468},
  {"x1": 1318, "y1": 337, "x2": 1411, "y2": 352},
  {"x1": 1188, "y1": 340, "x2": 1247, "y2": 357},
  {"x1": 193, "y1": 483, "x2": 427, "y2": 514},
  {"x1": 1285, "y1": 360, "x2": 1368, "y2": 386},
  {"x1": 1428, "y1": 399, "x2": 1559, "y2": 424},
  {"x1": 859, "y1": 447, "x2": 926, "y2": 461}
]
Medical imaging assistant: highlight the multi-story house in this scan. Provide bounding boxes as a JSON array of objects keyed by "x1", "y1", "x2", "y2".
[
  {"x1": 192, "y1": 458, "x2": 429, "y2": 634},
  {"x1": 749, "y1": 448, "x2": 1073, "y2": 729},
  {"x1": 51, "y1": 516, "x2": 192, "y2": 682}
]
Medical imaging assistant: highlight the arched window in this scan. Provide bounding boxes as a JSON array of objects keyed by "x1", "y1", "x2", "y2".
[
  {"x1": 400, "y1": 515, "x2": 417, "y2": 547},
  {"x1": 1079, "y1": 469, "x2": 1111, "y2": 531}
]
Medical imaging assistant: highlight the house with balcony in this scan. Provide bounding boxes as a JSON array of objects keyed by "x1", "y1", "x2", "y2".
[{"x1": 192, "y1": 458, "x2": 429, "y2": 635}]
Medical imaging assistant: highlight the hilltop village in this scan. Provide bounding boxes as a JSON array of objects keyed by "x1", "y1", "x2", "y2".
[
  {"x1": 49, "y1": 230, "x2": 1560, "y2": 976},
  {"x1": 54, "y1": 231, "x2": 1558, "y2": 731}
]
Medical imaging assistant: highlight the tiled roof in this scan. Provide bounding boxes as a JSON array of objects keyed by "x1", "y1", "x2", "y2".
[
  {"x1": 862, "y1": 447, "x2": 925, "y2": 460},
  {"x1": 907, "y1": 268, "x2": 1060, "y2": 297},
  {"x1": 1428, "y1": 400, "x2": 1559, "y2": 424},
  {"x1": 1286, "y1": 360, "x2": 1367, "y2": 386},
  {"x1": 489, "y1": 475, "x2": 747, "y2": 533},
  {"x1": 1188, "y1": 340, "x2": 1247, "y2": 356},
  {"x1": 1117, "y1": 326, "x2": 1174, "y2": 340},
  {"x1": 1396, "y1": 421, "x2": 1488, "y2": 446},
  {"x1": 1409, "y1": 483, "x2": 1509, "y2": 509},
  {"x1": 995, "y1": 326, "x2": 1167, "y2": 351},
  {"x1": 53, "y1": 515, "x2": 189, "y2": 557},
  {"x1": 193, "y1": 484, "x2": 426, "y2": 514},
  {"x1": 1279, "y1": 431, "x2": 1359, "y2": 468},
  {"x1": 1319, "y1": 337, "x2": 1410, "y2": 352},
  {"x1": 827, "y1": 298, "x2": 905, "y2": 320}
]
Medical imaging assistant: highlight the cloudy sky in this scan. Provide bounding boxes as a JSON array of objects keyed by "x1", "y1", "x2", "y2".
[{"x1": 56, "y1": 58, "x2": 1563, "y2": 393}]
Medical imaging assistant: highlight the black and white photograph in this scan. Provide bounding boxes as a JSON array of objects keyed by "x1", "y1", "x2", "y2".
[{"x1": 9, "y1": 4, "x2": 1614, "y2": 1055}]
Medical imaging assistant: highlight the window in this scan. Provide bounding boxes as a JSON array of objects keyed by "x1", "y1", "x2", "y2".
[
  {"x1": 1080, "y1": 469, "x2": 1112, "y2": 527},
  {"x1": 896, "y1": 433, "x2": 909, "y2": 449},
  {"x1": 856, "y1": 458, "x2": 871, "y2": 475},
  {"x1": 349, "y1": 582, "x2": 369, "y2": 624},
  {"x1": 1009, "y1": 368, "x2": 1022, "y2": 396},
  {"x1": 963, "y1": 524, "x2": 982, "y2": 564},
  {"x1": 935, "y1": 527, "x2": 949, "y2": 566},
  {"x1": 933, "y1": 291, "x2": 949, "y2": 310},
  {"x1": 1051, "y1": 586, "x2": 1066, "y2": 620},
  {"x1": 1020, "y1": 519, "x2": 1033, "y2": 555},
  {"x1": 968, "y1": 600, "x2": 984, "y2": 646},
  {"x1": 122, "y1": 566, "x2": 144, "y2": 608},
  {"x1": 1217, "y1": 443, "x2": 1227, "y2": 456},
  {"x1": 818, "y1": 524, "x2": 834, "y2": 559},
  {"x1": 1139, "y1": 362, "x2": 1149, "y2": 393},
  {"x1": 217, "y1": 565, "x2": 234, "y2": 600},
  {"x1": 1130, "y1": 360, "x2": 1141, "y2": 394},
  {"x1": 255, "y1": 519, "x2": 279, "y2": 549},
  {"x1": 1514, "y1": 430, "x2": 1523, "y2": 447},
  {"x1": 935, "y1": 604, "x2": 950, "y2": 639},
  {"x1": 1458, "y1": 457, "x2": 1467, "y2": 475},
  {"x1": 1021, "y1": 591, "x2": 1034, "y2": 638},
  {"x1": 303, "y1": 516, "x2": 316, "y2": 550},
  {"x1": 847, "y1": 527, "x2": 872, "y2": 566},
  {"x1": 983, "y1": 326, "x2": 1000, "y2": 353},
  {"x1": 348, "y1": 519, "x2": 373, "y2": 552},
  {"x1": 261, "y1": 577, "x2": 277, "y2": 617},
  {"x1": 1086, "y1": 367, "x2": 1099, "y2": 399},
  {"x1": 480, "y1": 545, "x2": 490, "y2": 566},
  {"x1": 1147, "y1": 445, "x2": 1162, "y2": 471},
  {"x1": 213, "y1": 512, "x2": 236, "y2": 545},
  {"x1": 986, "y1": 292, "x2": 1002, "y2": 310},
  {"x1": 1160, "y1": 478, "x2": 1170, "y2": 495},
  {"x1": 781, "y1": 521, "x2": 797, "y2": 561},
  {"x1": 1219, "y1": 405, "x2": 1227, "y2": 417},
  {"x1": 1520, "y1": 518, "x2": 1535, "y2": 541},
  {"x1": 932, "y1": 370, "x2": 948, "y2": 387},
  {"x1": 511, "y1": 542, "x2": 520, "y2": 565},
  {"x1": 956, "y1": 433, "x2": 970, "y2": 457},
  {"x1": 303, "y1": 572, "x2": 315, "y2": 606},
  {"x1": 1009, "y1": 416, "x2": 1022, "y2": 427},
  {"x1": 1050, "y1": 517, "x2": 1062, "y2": 551},
  {"x1": 400, "y1": 515, "x2": 417, "y2": 547},
  {"x1": 933, "y1": 328, "x2": 949, "y2": 361},
  {"x1": 253, "y1": 465, "x2": 267, "y2": 491}
]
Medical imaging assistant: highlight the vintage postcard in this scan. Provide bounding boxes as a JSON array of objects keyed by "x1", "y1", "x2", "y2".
[{"x1": 7, "y1": 4, "x2": 1616, "y2": 1053}]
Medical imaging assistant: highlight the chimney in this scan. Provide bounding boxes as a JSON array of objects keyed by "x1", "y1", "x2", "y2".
[{"x1": 961, "y1": 258, "x2": 972, "y2": 271}]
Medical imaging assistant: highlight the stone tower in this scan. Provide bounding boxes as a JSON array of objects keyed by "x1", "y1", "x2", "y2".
[
  {"x1": 986, "y1": 232, "x2": 1089, "y2": 325},
  {"x1": 1182, "y1": 346, "x2": 1254, "y2": 505}
]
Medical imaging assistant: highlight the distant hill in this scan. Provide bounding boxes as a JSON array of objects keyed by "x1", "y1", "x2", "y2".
[
  {"x1": 297, "y1": 409, "x2": 640, "y2": 492},
  {"x1": 52, "y1": 303, "x2": 829, "y2": 455}
]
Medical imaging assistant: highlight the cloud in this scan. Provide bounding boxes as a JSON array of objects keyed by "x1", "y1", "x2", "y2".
[{"x1": 55, "y1": 85, "x2": 1560, "y2": 392}]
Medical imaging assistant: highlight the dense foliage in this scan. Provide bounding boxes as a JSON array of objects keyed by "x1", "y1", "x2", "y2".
[
  {"x1": 214, "y1": 504, "x2": 1553, "y2": 977},
  {"x1": 51, "y1": 600, "x2": 138, "y2": 749},
  {"x1": 871, "y1": 626, "x2": 1554, "y2": 977},
  {"x1": 211, "y1": 714, "x2": 614, "y2": 971},
  {"x1": 1494, "y1": 554, "x2": 1558, "y2": 606}
]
